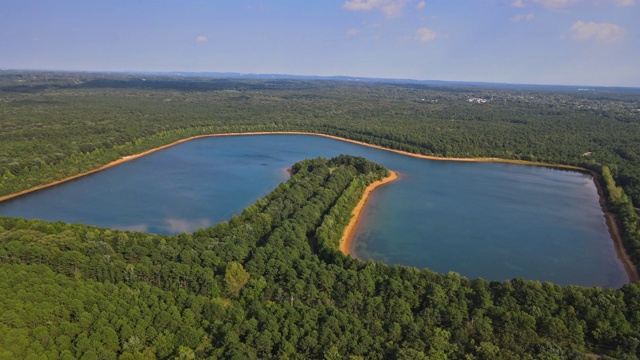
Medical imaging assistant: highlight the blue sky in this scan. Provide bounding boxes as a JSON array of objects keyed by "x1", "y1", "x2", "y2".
[{"x1": 1, "y1": 0, "x2": 638, "y2": 86}]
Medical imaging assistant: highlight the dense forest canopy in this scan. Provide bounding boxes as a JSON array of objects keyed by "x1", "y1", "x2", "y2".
[
  {"x1": 1, "y1": 72, "x2": 640, "y2": 359},
  {"x1": 1, "y1": 156, "x2": 639, "y2": 359},
  {"x1": 1, "y1": 71, "x2": 639, "y2": 202}
]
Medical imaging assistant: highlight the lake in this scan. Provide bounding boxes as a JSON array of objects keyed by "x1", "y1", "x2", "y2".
[{"x1": 0, "y1": 134, "x2": 628, "y2": 287}]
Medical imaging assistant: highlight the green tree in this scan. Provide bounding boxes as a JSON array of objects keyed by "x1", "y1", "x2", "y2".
[{"x1": 224, "y1": 262, "x2": 250, "y2": 298}]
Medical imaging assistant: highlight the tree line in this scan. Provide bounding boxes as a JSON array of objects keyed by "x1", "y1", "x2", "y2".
[
  {"x1": 0, "y1": 156, "x2": 638, "y2": 359},
  {"x1": 1, "y1": 72, "x2": 639, "y2": 203},
  {"x1": 1, "y1": 72, "x2": 640, "y2": 358}
]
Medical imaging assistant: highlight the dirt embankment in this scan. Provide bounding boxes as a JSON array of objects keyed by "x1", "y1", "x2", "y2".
[
  {"x1": 1, "y1": 131, "x2": 635, "y2": 283},
  {"x1": 0, "y1": 131, "x2": 586, "y2": 203},
  {"x1": 339, "y1": 171, "x2": 399, "y2": 256},
  {"x1": 590, "y1": 171, "x2": 639, "y2": 283}
]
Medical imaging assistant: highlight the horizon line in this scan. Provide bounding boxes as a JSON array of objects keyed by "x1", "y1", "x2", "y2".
[{"x1": 2, "y1": 68, "x2": 639, "y2": 90}]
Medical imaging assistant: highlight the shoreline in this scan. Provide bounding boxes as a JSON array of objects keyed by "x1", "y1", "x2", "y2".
[
  {"x1": 339, "y1": 171, "x2": 399, "y2": 256},
  {"x1": 0, "y1": 130, "x2": 635, "y2": 283},
  {"x1": 0, "y1": 131, "x2": 588, "y2": 203},
  {"x1": 590, "y1": 171, "x2": 639, "y2": 283}
]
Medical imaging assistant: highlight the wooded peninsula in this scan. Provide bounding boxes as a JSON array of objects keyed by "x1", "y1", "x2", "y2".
[{"x1": 1, "y1": 71, "x2": 639, "y2": 359}]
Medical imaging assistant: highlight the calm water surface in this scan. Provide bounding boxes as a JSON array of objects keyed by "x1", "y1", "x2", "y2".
[{"x1": 0, "y1": 134, "x2": 628, "y2": 287}]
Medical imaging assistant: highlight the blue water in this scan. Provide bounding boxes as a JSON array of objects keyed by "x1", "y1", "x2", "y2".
[{"x1": 0, "y1": 134, "x2": 628, "y2": 287}]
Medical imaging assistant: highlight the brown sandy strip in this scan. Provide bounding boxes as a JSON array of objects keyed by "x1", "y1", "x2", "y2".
[
  {"x1": 590, "y1": 171, "x2": 639, "y2": 283},
  {"x1": 0, "y1": 131, "x2": 635, "y2": 283},
  {"x1": 0, "y1": 132, "x2": 291, "y2": 203},
  {"x1": 0, "y1": 131, "x2": 587, "y2": 203},
  {"x1": 339, "y1": 171, "x2": 399, "y2": 256}
]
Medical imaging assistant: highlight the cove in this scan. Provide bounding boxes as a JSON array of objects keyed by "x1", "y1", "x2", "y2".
[{"x1": 0, "y1": 134, "x2": 628, "y2": 287}]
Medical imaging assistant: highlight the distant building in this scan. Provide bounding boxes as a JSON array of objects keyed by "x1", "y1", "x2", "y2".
[{"x1": 468, "y1": 97, "x2": 487, "y2": 103}]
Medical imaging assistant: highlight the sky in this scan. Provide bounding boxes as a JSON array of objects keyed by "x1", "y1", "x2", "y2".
[{"x1": 1, "y1": 0, "x2": 638, "y2": 87}]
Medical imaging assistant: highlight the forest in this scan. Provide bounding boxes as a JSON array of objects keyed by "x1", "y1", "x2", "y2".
[{"x1": 1, "y1": 71, "x2": 640, "y2": 359}]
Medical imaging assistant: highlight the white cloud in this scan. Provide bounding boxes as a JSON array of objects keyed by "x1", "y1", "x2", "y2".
[
  {"x1": 195, "y1": 36, "x2": 208, "y2": 42},
  {"x1": 245, "y1": 3, "x2": 268, "y2": 11},
  {"x1": 342, "y1": 0, "x2": 411, "y2": 17},
  {"x1": 415, "y1": 27, "x2": 437, "y2": 42},
  {"x1": 528, "y1": 0, "x2": 634, "y2": 8},
  {"x1": 612, "y1": 0, "x2": 635, "y2": 6},
  {"x1": 511, "y1": 13, "x2": 535, "y2": 22},
  {"x1": 417, "y1": 1, "x2": 426, "y2": 9},
  {"x1": 533, "y1": 0, "x2": 579, "y2": 8},
  {"x1": 346, "y1": 28, "x2": 361, "y2": 37},
  {"x1": 343, "y1": 0, "x2": 380, "y2": 11},
  {"x1": 571, "y1": 21, "x2": 625, "y2": 43},
  {"x1": 511, "y1": 0, "x2": 527, "y2": 7}
]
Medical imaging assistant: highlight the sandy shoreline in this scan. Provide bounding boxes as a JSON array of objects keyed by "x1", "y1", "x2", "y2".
[
  {"x1": 590, "y1": 171, "x2": 639, "y2": 283},
  {"x1": 0, "y1": 132, "x2": 288, "y2": 203},
  {"x1": 0, "y1": 130, "x2": 635, "y2": 283},
  {"x1": 0, "y1": 131, "x2": 588, "y2": 203},
  {"x1": 339, "y1": 171, "x2": 399, "y2": 256}
]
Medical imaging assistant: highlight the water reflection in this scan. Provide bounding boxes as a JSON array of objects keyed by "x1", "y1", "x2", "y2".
[
  {"x1": 163, "y1": 218, "x2": 212, "y2": 234},
  {"x1": 117, "y1": 218, "x2": 213, "y2": 234},
  {"x1": 119, "y1": 224, "x2": 149, "y2": 232},
  {"x1": 0, "y1": 134, "x2": 627, "y2": 287}
]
